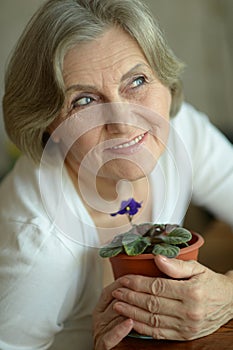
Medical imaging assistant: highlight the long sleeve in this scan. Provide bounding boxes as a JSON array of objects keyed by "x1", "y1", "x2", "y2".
[{"x1": 174, "y1": 103, "x2": 233, "y2": 227}]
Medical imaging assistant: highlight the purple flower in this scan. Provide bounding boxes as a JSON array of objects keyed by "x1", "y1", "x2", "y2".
[{"x1": 111, "y1": 198, "x2": 142, "y2": 222}]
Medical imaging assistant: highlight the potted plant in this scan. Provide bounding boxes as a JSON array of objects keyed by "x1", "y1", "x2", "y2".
[{"x1": 99, "y1": 198, "x2": 204, "y2": 278}]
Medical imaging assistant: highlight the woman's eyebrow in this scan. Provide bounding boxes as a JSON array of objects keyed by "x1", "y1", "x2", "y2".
[
  {"x1": 65, "y1": 84, "x2": 99, "y2": 94},
  {"x1": 65, "y1": 63, "x2": 150, "y2": 93},
  {"x1": 121, "y1": 63, "x2": 150, "y2": 81}
]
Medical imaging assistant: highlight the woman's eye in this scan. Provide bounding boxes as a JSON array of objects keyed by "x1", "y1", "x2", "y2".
[
  {"x1": 131, "y1": 76, "x2": 146, "y2": 88},
  {"x1": 72, "y1": 96, "x2": 94, "y2": 108}
]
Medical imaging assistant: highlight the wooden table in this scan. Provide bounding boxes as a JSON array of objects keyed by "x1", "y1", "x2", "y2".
[{"x1": 113, "y1": 319, "x2": 233, "y2": 349}]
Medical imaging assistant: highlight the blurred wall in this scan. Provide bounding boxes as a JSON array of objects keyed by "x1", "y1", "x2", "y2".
[
  {"x1": 145, "y1": 0, "x2": 233, "y2": 135},
  {"x1": 0, "y1": 0, "x2": 42, "y2": 177},
  {"x1": 0, "y1": 0, "x2": 233, "y2": 177}
]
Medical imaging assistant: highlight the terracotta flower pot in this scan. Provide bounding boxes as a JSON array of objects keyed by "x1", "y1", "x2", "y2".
[{"x1": 110, "y1": 232, "x2": 204, "y2": 279}]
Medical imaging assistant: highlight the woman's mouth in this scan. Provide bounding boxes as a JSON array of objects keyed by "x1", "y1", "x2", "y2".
[{"x1": 107, "y1": 132, "x2": 148, "y2": 154}]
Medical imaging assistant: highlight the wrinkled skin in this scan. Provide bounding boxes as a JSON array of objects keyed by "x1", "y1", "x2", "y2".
[
  {"x1": 93, "y1": 280, "x2": 134, "y2": 350},
  {"x1": 93, "y1": 256, "x2": 233, "y2": 349}
]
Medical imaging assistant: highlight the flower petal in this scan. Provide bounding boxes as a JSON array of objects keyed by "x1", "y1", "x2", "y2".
[{"x1": 110, "y1": 198, "x2": 142, "y2": 217}]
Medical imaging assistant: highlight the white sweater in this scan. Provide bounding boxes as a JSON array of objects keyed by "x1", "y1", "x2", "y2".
[{"x1": 0, "y1": 103, "x2": 232, "y2": 349}]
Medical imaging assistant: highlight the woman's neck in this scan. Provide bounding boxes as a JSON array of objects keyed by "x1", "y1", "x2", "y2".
[{"x1": 65, "y1": 157, "x2": 151, "y2": 224}]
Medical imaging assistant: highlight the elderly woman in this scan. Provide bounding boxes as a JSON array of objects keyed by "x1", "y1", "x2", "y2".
[{"x1": 0, "y1": 0, "x2": 233, "y2": 349}]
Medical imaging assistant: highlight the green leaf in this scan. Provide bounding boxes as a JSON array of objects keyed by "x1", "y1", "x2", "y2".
[
  {"x1": 134, "y1": 223, "x2": 153, "y2": 235},
  {"x1": 162, "y1": 228, "x2": 192, "y2": 245},
  {"x1": 123, "y1": 233, "x2": 151, "y2": 256},
  {"x1": 99, "y1": 246, "x2": 123, "y2": 258},
  {"x1": 107, "y1": 233, "x2": 125, "y2": 247},
  {"x1": 122, "y1": 232, "x2": 140, "y2": 245},
  {"x1": 99, "y1": 233, "x2": 124, "y2": 258},
  {"x1": 152, "y1": 243, "x2": 180, "y2": 258}
]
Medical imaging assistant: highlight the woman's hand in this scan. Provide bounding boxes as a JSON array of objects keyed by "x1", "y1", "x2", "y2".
[
  {"x1": 93, "y1": 281, "x2": 134, "y2": 350},
  {"x1": 112, "y1": 256, "x2": 233, "y2": 340}
]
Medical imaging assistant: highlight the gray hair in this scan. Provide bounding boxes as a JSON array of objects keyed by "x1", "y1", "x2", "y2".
[{"x1": 3, "y1": 0, "x2": 185, "y2": 162}]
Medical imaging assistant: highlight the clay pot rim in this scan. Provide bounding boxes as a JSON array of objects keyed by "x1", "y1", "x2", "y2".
[{"x1": 110, "y1": 231, "x2": 204, "y2": 260}]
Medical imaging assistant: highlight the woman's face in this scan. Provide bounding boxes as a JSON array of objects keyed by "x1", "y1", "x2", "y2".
[{"x1": 53, "y1": 26, "x2": 171, "y2": 182}]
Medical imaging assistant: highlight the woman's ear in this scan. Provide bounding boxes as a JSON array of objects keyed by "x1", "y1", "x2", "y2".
[
  {"x1": 47, "y1": 121, "x2": 61, "y2": 144},
  {"x1": 50, "y1": 133, "x2": 60, "y2": 143},
  {"x1": 42, "y1": 129, "x2": 60, "y2": 149}
]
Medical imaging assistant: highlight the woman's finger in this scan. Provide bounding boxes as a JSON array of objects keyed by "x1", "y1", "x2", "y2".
[
  {"x1": 93, "y1": 298, "x2": 123, "y2": 328},
  {"x1": 113, "y1": 301, "x2": 180, "y2": 329},
  {"x1": 94, "y1": 280, "x2": 122, "y2": 313},
  {"x1": 112, "y1": 287, "x2": 182, "y2": 316},
  {"x1": 154, "y1": 255, "x2": 206, "y2": 279},
  {"x1": 118, "y1": 274, "x2": 185, "y2": 300},
  {"x1": 97, "y1": 318, "x2": 134, "y2": 350},
  {"x1": 132, "y1": 318, "x2": 222, "y2": 341},
  {"x1": 118, "y1": 258, "x2": 206, "y2": 300}
]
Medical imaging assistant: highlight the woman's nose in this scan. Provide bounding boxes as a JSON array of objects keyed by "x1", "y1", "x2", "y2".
[
  {"x1": 105, "y1": 122, "x2": 133, "y2": 134},
  {"x1": 104, "y1": 101, "x2": 133, "y2": 134}
]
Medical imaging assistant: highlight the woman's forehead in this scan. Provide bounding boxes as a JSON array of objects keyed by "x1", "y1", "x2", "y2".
[{"x1": 62, "y1": 27, "x2": 148, "y2": 83}]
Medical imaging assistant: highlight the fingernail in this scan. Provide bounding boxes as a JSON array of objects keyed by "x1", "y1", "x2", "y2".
[
  {"x1": 158, "y1": 255, "x2": 170, "y2": 263},
  {"x1": 112, "y1": 288, "x2": 123, "y2": 298},
  {"x1": 119, "y1": 277, "x2": 130, "y2": 286},
  {"x1": 114, "y1": 302, "x2": 124, "y2": 311}
]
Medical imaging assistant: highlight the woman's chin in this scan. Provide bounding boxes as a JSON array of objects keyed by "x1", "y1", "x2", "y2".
[{"x1": 98, "y1": 161, "x2": 156, "y2": 182}]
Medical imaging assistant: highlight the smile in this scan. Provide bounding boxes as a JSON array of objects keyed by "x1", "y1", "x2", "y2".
[{"x1": 111, "y1": 132, "x2": 147, "y2": 150}]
